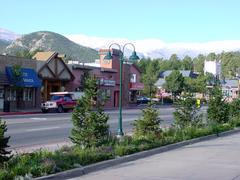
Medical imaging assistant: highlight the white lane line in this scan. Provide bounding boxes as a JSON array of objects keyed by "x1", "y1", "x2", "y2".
[
  {"x1": 30, "y1": 118, "x2": 47, "y2": 120},
  {"x1": 26, "y1": 126, "x2": 60, "y2": 132},
  {"x1": 6, "y1": 117, "x2": 71, "y2": 125}
]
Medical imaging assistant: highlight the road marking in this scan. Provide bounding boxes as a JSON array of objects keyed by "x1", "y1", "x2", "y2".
[
  {"x1": 26, "y1": 126, "x2": 60, "y2": 132},
  {"x1": 30, "y1": 118, "x2": 47, "y2": 120}
]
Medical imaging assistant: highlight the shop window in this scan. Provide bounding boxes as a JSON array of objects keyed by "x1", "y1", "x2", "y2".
[
  {"x1": 10, "y1": 89, "x2": 16, "y2": 101},
  {"x1": 130, "y1": 74, "x2": 137, "y2": 83},
  {"x1": 23, "y1": 88, "x2": 33, "y2": 101},
  {"x1": 0, "y1": 89, "x2": 3, "y2": 98},
  {"x1": 105, "y1": 89, "x2": 111, "y2": 99},
  {"x1": 100, "y1": 89, "x2": 111, "y2": 101}
]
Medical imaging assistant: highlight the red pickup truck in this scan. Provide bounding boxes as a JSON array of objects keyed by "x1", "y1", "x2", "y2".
[{"x1": 41, "y1": 92, "x2": 83, "y2": 113}]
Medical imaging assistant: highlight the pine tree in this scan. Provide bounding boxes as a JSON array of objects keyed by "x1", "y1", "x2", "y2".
[
  {"x1": 173, "y1": 93, "x2": 202, "y2": 128},
  {"x1": 70, "y1": 76, "x2": 109, "y2": 148},
  {"x1": 133, "y1": 105, "x2": 162, "y2": 139},
  {"x1": 207, "y1": 85, "x2": 229, "y2": 124},
  {"x1": 0, "y1": 118, "x2": 11, "y2": 166}
]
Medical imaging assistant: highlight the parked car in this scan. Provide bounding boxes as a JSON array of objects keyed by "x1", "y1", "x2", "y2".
[
  {"x1": 41, "y1": 92, "x2": 83, "y2": 113},
  {"x1": 137, "y1": 96, "x2": 150, "y2": 104},
  {"x1": 137, "y1": 96, "x2": 161, "y2": 105}
]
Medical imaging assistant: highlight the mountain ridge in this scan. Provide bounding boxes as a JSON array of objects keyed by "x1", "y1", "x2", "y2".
[
  {"x1": 2, "y1": 28, "x2": 240, "y2": 60},
  {"x1": 1, "y1": 30, "x2": 98, "y2": 62}
]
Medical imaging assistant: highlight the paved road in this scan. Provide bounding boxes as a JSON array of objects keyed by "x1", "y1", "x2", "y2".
[
  {"x1": 1, "y1": 106, "x2": 176, "y2": 149},
  {"x1": 70, "y1": 132, "x2": 240, "y2": 180}
]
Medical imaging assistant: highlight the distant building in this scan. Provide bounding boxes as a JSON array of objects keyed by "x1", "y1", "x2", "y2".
[
  {"x1": 221, "y1": 79, "x2": 239, "y2": 102},
  {"x1": 204, "y1": 60, "x2": 221, "y2": 77},
  {"x1": 155, "y1": 70, "x2": 198, "y2": 89},
  {"x1": 155, "y1": 70, "x2": 198, "y2": 98}
]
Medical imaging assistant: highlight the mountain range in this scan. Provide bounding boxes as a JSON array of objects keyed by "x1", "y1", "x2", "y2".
[{"x1": 1, "y1": 28, "x2": 240, "y2": 61}]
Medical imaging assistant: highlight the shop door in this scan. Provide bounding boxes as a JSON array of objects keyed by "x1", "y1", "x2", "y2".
[
  {"x1": 46, "y1": 81, "x2": 61, "y2": 100},
  {"x1": 16, "y1": 89, "x2": 23, "y2": 108}
]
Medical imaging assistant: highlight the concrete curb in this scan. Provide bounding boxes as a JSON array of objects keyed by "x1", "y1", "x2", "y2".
[
  {"x1": 0, "y1": 105, "x2": 174, "y2": 116},
  {"x1": 36, "y1": 128, "x2": 240, "y2": 180},
  {"x1": 0, "y1": 111, "x2": 41, "y2": 116}
]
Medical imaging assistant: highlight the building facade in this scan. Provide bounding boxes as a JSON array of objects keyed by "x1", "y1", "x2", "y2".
[
  {"x1": 33, "y1": 52, "x2": 74, "y2": 101},
  {"x1": 204, "y1": 60, "x2": 221, "y2": 77},
  {"x1": 0, "y1": 49, "x2": 144, "y2": 111},
  {"x1": 0, "y1": 55, "x2": 41, "y2": 111},
  {"x1": 69, "y1": 49, "x2": 144, "y2": 108}
]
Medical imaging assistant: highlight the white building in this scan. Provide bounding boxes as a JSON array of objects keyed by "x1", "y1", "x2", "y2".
[
  {"x1": 204, "y1": 60, "x2": 221, "y2": 77},
  {"x1": 68, "y1": 59, "x2": 100, "y2": 68}
]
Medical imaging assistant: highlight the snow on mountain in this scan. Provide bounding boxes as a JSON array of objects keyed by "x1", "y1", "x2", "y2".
[
  {"x1": 66, "y1": 34, "x2": 240, "y2": 59},
  {"x1": 0, "y1": 28, "x2": 21, "y2": 42}
]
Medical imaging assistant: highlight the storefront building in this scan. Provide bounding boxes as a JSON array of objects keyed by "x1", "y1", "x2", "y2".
[
  {"x1": 129, "y1": 64, "x2": 144, "y2": 103},
  {"x1": 0, "y1": 55, "x2": 42, "y2": 111},
  {"x1": 69, "y1": 49, "x2": 144, "y2": 108},
  {"x1": 98, "y1": 49, "x2": 144, "y2": 107},
  {"x1": 0, "y1": 72, "x2": 9, "y2": 111},
  {"x1": 33, "y1": 52, "x2": 74, "y2": 101},
  {"x1": 5, "y1": 66, "x2": 42, "y2": 110}
]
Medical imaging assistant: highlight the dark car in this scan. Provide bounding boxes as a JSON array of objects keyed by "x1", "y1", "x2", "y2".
[{"x1": 137, "y1": 96, "x2": 150, "y2": 104}]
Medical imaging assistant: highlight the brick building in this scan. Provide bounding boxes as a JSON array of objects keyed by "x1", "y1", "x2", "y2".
[{"x1": 68, "y1": 49, "x2": 144, "y2": 108}]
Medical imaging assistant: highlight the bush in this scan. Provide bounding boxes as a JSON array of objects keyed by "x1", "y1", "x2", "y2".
[
  {"x1": 229, "y1": 99, "x2": 240, "y2": 118},
  {"x1": 114, "y1": 145, "x2": 138, "y2": 156},
  {"x1": 207, "y1": 86, "x2": 230, "y2": 124},
  {"x1": 0, "y1": 146, "x2": 115, "y2": 180},
  {"x1": 173, "y1": 93, "x2": 202, "y2": 128},
  {"x1": 230, "y1": 116, "x2": 240, "y2": 127},
  {"x1": 133, "y1": 106, "x2": 162, "y2": 139}
]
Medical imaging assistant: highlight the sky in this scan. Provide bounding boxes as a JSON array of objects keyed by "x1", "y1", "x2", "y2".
[
  {"x1": 1, "y1": 0, "x2": 240, "y2": 42},
  {"x1": 1, "y1": 0, "x2": 240, "y2": 56}
]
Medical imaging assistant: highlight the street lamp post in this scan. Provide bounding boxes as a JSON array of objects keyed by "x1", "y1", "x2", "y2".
[{"x1": 104, "y1": 43, "x2": 139, "y2": 137}]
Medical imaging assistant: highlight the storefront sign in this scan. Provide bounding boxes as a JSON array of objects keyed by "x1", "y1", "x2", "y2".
[
  {"x1": 130, "y1": 82, "x2": 144, "y2": 90},
  {"x1": 5, "y1": 67, "x2": 42, "y2": 87},
  {"x1": 100, "y1": 78, "x2": 116, "y2": 86}
]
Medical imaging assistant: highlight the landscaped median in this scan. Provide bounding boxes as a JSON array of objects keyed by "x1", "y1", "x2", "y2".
[{"x1": 0, "y1": 122, "x2": 240, "y2": 180}]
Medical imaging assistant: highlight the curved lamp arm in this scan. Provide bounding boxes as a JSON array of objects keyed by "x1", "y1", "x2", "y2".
[
  {"x1": 108, "y1": 43, "x2": 121, "y2": 53},
  {"x1": 122, "y1": 43, "x2": 136, "y2": 55},
  {"x1": 105, "y1": 42, "x2": 139, "y2": 62}
]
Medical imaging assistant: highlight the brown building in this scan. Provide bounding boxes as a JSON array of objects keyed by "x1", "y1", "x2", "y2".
[{"x1": 33, "y1": 52, "x2": 74, "y2": 101}]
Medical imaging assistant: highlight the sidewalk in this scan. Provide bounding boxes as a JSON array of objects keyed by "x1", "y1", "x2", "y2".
[
  {"x1": 0, "y1": 108, "x2": 41, "y2": 116},
  {"x1": 70, "y1": 132, "x2": 240, "y2": 180}
]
